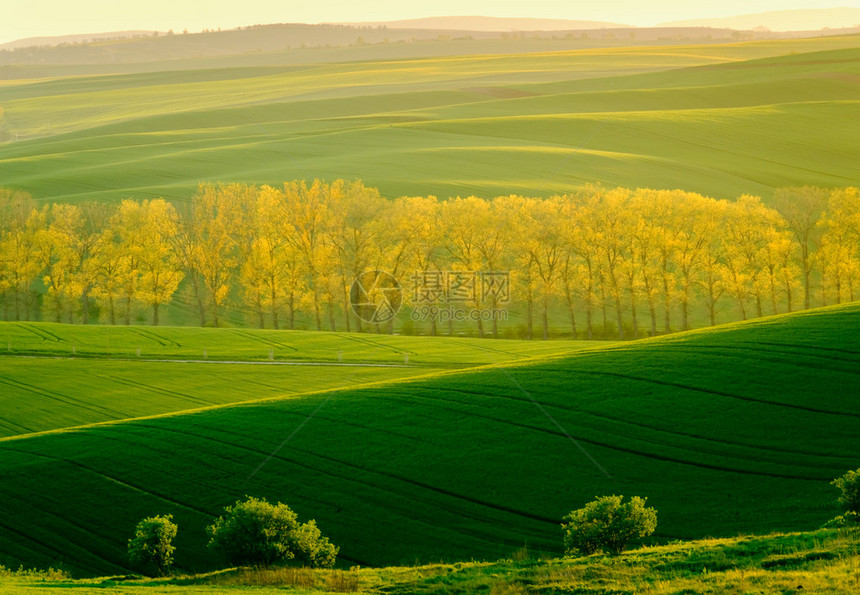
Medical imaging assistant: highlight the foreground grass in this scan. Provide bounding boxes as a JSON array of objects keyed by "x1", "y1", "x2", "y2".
[
  {"x1": 3, "y1": 529, "x2": 858, "y2": 593},
  {"x1": 0, "y1": 304, "x2": 856, "y2": 576}
]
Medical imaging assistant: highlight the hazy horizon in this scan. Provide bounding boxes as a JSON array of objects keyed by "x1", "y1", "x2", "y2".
[{"x1": 3, "y1": 1, "x2": 860, "y2": 45}]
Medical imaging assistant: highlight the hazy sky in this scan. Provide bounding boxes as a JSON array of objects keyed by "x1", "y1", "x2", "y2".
[{"x1": 3, "y1": 1, "x2": 859, "y2": 43}]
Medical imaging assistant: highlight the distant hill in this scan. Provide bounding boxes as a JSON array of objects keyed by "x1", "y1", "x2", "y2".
[
  {"x1": 337, "y1": 16, "x2": 630, "y2": 31},
  {"x1": 659, "y1": 7, "x2": 860, "y2": 31},
  {"x1": 0, "y1": 30, "x2": 159, "y2": 50}
]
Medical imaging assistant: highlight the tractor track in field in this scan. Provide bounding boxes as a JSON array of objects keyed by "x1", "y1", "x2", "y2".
[
  {"x1": 15, "y1": 322, "x2": 62, "y2": 343},
  {"x1": 386, "y1": 385, "x2": 853, "y2": 465},
  {"x1": 131, "y1": 421, "x2": 560, "y2": 529},
  {"x1": 0, "y1": 518, "x2": 82, "y2": 571},
  {"x1": 739, "y1": 340, "x2": 860, "y2": 356},
  {"x1": 131, "y1": 328, "x2": 181, "y2": 347},
  {"x1": 0, "y1": 375, "x2": 130, "y2": 419},
  {"x1": 334, "y1": 332, "x2": 416, "y2": 356},
  {"x1": 1, "y1": 489, "x2": 127, "y2": 568},
  {"x1": 229, "y1": 328, "x2": 298, "y2": 351},
  {"x1": 90, "y1": 373, "x2": 215, "y2": 407},
  {"x1": 377, "y1": 388, "x2": 832, "y2": 481},
  {"x1": 552, "y1": 368, "x2": 860, "y2": 418},
  {"x1": 124, "y1": 421, "x2": 548, "y2": 549},
  {"x1": 610, "y1": 344, "x2": 860, "y2": 370},
  {"x1": 0, "y1": 445, "x2": 214, "y2": 518},
  {"x1": 0, "y1": 417, "x2": 36, "y2": 436}
]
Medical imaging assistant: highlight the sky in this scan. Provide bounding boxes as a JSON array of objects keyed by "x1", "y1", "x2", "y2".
[{"x1": 3, "y1": 0, "x2": 859, "y2": 44}]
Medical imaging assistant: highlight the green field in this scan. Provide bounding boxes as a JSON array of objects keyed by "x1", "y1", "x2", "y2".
[
  {"x1": 0, "y1": 323, "x2": 594, "y2": 437},
  {"x1": 0, "y1": 304, "x2": 856, "y2": 577},
  {"x1": 1, "y1": 35, "x2": 858, "y2": 202}
]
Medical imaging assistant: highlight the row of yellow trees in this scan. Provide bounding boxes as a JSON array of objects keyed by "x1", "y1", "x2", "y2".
[{"x1": 0, "y1": 183, "x2": 857, "y2": 339}]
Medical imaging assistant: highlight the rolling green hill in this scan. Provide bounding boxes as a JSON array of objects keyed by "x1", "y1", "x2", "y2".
[
  {"x1": 1, "y1": 36, "x2": 858, "y2": 202},
  {"x1": 0, "y1": 322, "x2": 591, "y2": 437},
  {"x1": 0, "y1": 303, "x2": 856, "y2": 576}
]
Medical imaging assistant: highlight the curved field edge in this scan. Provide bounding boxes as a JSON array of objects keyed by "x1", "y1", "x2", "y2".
[
  {"x1": 8, "y1": 529, "x2": 858, "y2": 594},
  {"x1": 0, "y1": 303, "x2": 857, "y2": 576}
]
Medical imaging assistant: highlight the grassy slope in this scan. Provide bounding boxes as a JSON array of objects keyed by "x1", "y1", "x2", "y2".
[
  {"x1": 8, "y1": 529, "x2": 856, "y2": 594},
  {"x1": 0, "y1": 36, "x2": 858, "y2": 202},
  {"x1": 0, "y1": 322, "x2": 589, "y2": 437},
  {"x1": 0, "y1": 304, "x2": 856, "y2": 577}
]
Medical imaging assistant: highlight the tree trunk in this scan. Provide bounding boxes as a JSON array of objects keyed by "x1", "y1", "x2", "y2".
[
  {"x1": 342, "y1": 283, "x2": 351, "y2": 333},
  {"x1": 288, "y1": 294, "x2": 295, "y2": 329},
  {"x1": 328, "y1": 302, "x2": 336, "y2": 331},
  {"x1": 662, "y1": 269, "x2": 671, "y2": 333},
  {"x1": 152, "y1": 303, "x2": 159, "y2": 326},
  {"x1": 802, "y1": 244, "x2": 810, "y2": 310},
  {"x1": 566, "y1": 292, "x2": 577, "y2": 339},
  {"x1": 629, "y1": 295, "x2": 638, "y2": 339},
  {"x1": 681, "y1": 296, "x2": 689, "y2": 331},
  {"x1": 708, "y1": 295, "x2": 716, "y2": 326},
  {"x1": 271, "y1": 291, "x2": 279, "y2": 330},
  {"x1": 585, "y1": 303, "x2": 592, "y2": 340},
  {"x1": 526, "y1": 297, "x2": 533, "y2": 340},
  {"x1": 614, "y1": 293, "x2": 624, "y2": 340},
  {"x1": 542, "y1": 295, "x2": 549, "y2": 340},
  {"x1": 81, "y1": 290, "x2": 90, "y2": 325},
  {"x1": 491, "y1": 296, "x2": 499, "y2": 338}
]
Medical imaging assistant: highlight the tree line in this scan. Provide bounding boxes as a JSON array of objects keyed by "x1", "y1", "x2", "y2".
[{"x1": 0, "y1": 182, "x2": 857, "y2": 339}]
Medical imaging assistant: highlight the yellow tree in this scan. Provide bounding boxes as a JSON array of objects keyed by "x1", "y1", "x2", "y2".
[
  {"x1": 240, "y1": 185, "x2": 306, "y2": 329},
  {"x1": 40, "y1": 203, "x2": 109, "y2": 324},
  {"x1": 327, "y1": 180, "x2": 387, "y2": 332},
  {"x1": 397, "y1": 195, "x2": 445, "y2": 336},
  {"x1": 281, "y1": 180, "x2": 334, "y2": 331},
  {"x1": 773, "y1": 186, "x2": 827, "y2": 309},
  {"x1": 630, "y1": 189, "x2": 667, "y2": 336},
  {"x1": 722, "y1": 195, "x2": 772, "y2": 319},
  {"x1": 90, "y1": 227, "x2": 126, "y2": 324},
  {"x1": 112, "y1": 199, "x2": 183, "y2": 326},
  {"x1": 818, "y1": 187, "x2": 860, "y2": 304},
  {"x1": 585, "y1": 187, "x2": 630, "y2": 339},
  {"x1": 441, "y1": 196, "x2": 494, "y2": 337},
  {"x1": 672, "y1": 191, "x2": 711, "y2": 331},
  {"x1": 41, "y1": 204, "x2": 82, "y2": 323},
  {"x1": 191, "y1": 183, "x2": 242, "y2": 327},
  {"x1": 519, "y1": 196, "x2": 565, "y2": 340},
  {"x1": 760, "y1": 216, "x2": 797, "y2": 315},
  {"x1": 652, "y1": 190, "x2": 682, "y2": 333},
  {"x1": 695, "y1": 198, "x2": 728, "y2": 326},
  {"x1": 0, "y1": 191, "x2": 45, "y2": 321},
  {"x1": 563, "y1": 190, "x2": 603, "y2": 340}
]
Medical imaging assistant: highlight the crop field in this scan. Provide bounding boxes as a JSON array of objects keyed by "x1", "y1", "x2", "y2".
[
  {"x1": 0, "y1": 303, "x2": 856, "y2": 577},
  {"x1": 0, "y1": 322, "x2": 594, "y2": 437},
  {"x1": 1, "y1": 36, "x2": 858, "y2": 202}
]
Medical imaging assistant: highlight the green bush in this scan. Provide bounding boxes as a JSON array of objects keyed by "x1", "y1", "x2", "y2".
[
  {"x1": 832, "y1": 468, "x2": 860, "y2": 514},
  {"x1": 207, "y1": 496, "x2": 338, "y2": 568},
  {"x1": 562, "y1": 495, "x2": 657, "y2": 556},
  {"x1": 127, "y1": 514, "x2": 178, "y2": 576},
  {"x1": 823, "y1": 511, "x2": 860, "y2": 529}
]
